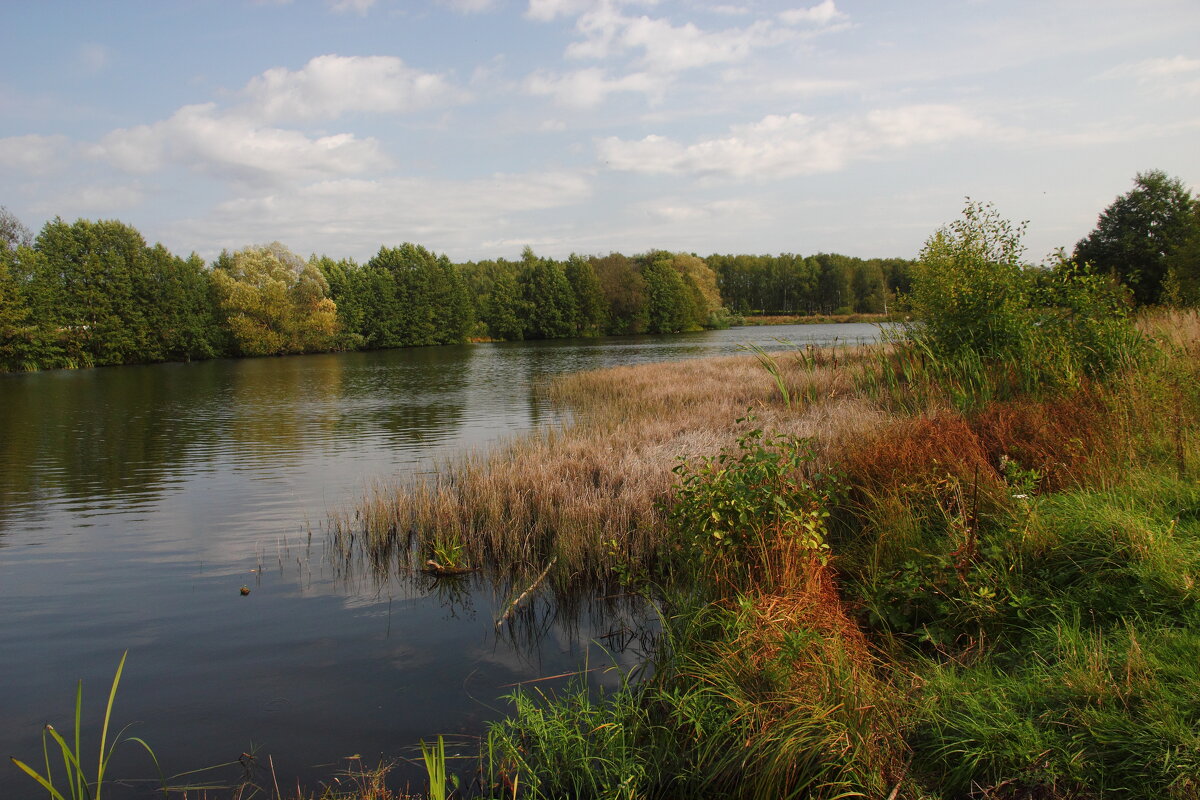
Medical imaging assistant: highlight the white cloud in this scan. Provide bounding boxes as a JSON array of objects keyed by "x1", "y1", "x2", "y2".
[
  {"x1": 722, "y1": 70, "x2": 856, "y2": 98},
  {"x1": 524, "y1": 67, "x2": 663, "y2": 107},
  {"x1": 566, "y1": 7, "x2": 789, "y2": 72},
  {"x1": 526, "y1": 0, "x2": 596, "y2": 21},
  {"x1": 1103, "y1": 54, "x2": 1200, "y2": 80},
  {"x1": 95, "y1": 103, "x2": 391, "y2": 186},
  {"x1": 329, "y1": 0, "x2": 376, "y2": 14},
  {"x1": 597, "y1": 105, "x2": 987, "y2": 178},
  {"x1": 0, "y1": 134, "x2": 72, "y2": 175},
  {"x1": 779, "y1": 0, "x2": 845, "y2": 26},
  {"x1": 241, "y1": 54, "x2": 469, "y2": 123},
  {"x1": 439, "y1": 0, "x2": 498, "y2": 12},
  {"x1": 172, "y1": 171, "x2": 592, "y2": 257},
  {"x1": 1100, "y1": 55, "x2": 1200, "y2": 97},
  {"x1": 32, "y1": 183, "x2": 145, "y2": 216},
  {"x1": 647, "y1": 196, "x2": 759, "y2": 222}
]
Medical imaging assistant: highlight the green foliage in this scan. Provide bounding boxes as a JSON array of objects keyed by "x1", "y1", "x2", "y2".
[
  {"x1": 10, "y1": 651, "x2": 163, "y2": 800},
  {"x1": 211, "y1": 243, "x2": 339, "y2": 356},
  {"x1": 1164, "y1": 201, "x2": 1200, "y2": 307},
  {"x1": 485, "y1": 677, "x2": 653, "y2": 800},
  {"x1": 358, "y1": 243, "x2": 472, "y2": 348},
  {"x1": 667, "y1": 421, "x2": 837, "y2": 563},
  {"x1": 904, "y1": 200, "x2": 1141, "y2": 399},
  {"x1": 312, "y1": 255, "x2": 368, "y2": 350},
  {"x1": 908, "y1": 200, "x2": 1032, "y2": 360},
  {"x1": 708, "y1": 252, "x2": 906, "y2": 316},
  {"x1": 483, "y1": 267, "x2": 526, "y2": 340},
  {"x1": 591, "y1": 253, "x2": 648, "y2": 335},
  {"x1": 419, "y1": 735, "x2": 458, "y2": 800},
  {"x1": 1075, "y1": 169, "x2": 1197, "y2": 305},
  {"x1": 641, "y1": 257, "x2": 691, "y2": 334},
  {"x1": 519, "y1": 249, "x2": 577, "y2": 340},
  {"x1": 0, "y1": 247, "x2": 35, "y2": 370},
  {"x1": 564, "y1": 254, "x2": 607, "y2": 337}
]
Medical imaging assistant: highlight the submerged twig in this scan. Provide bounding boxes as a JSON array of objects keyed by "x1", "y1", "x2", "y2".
[{"x1": 496, "y1": 558, "x2": 558, "y2": 628}]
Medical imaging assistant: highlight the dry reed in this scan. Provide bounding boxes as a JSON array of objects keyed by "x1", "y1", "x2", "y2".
[{"x1": 331, "y1": 345, "x2": 891, "y2": 579}]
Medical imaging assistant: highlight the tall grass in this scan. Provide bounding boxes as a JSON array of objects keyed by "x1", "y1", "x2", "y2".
[
  {"x1": 329, "y1": 346, "x2": 888, "y2": 583},
  {"x1": 10, "y1": 651, "x2": 164, "y2": 800},
  {"x1": 323, "y1": 306, "x2": 1200, "y2": 798}
]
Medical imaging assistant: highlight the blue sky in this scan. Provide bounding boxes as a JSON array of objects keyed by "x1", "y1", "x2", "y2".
[{"x1": 1, "y1": 0, "x2": 1198, "y2": 263}]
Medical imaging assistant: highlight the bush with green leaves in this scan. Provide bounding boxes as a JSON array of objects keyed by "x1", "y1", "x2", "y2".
[
  {"x1": 666, "y1": 419, "x2": 839, "y2": 565},
  {"x1": 905, "y1": 200, "x2": 1141, "y2": 396}
]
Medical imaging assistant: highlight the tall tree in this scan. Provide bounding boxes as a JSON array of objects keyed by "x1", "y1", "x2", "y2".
[
  {"x1": 482, "y1": 268, "x2": 525, "y2": 340},
  {"x1": 592, "y1": 252, "x2": 647, "y2": 334},
  {"x1": 31, "y1": 218, "x2": 155, "y2": 366},
  {"x1": 0, "y1": 206, "x2": 32, "y2": 250},
  {"x1": 211, "y1": 243, "x2": 339, "y2": 356},
  {"x1": 519, "y1": 248, "x2": 576, "y2": 339},
  {"x1": 642, "y1": 255, "x2": 690, "y2": 333},
  {"x1": 1074, "y1": 170, "x2": 1196, "y2": 305},
  {"x1": 1163, "y1": 202, "x2": 1200, "y2": 306},
  {"x1": 564, "y1": 254, "x2": 607, "y2": 336}
]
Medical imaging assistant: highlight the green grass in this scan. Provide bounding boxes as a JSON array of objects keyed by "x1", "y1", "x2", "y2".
[{"x1": 10, "y1": 651, "x2": 164, "y2": 800}]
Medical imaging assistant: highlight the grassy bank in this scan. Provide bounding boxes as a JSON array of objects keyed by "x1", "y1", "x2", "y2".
[{"x1": 324, "y1": 301, "x2": 1200, "y2": 798}]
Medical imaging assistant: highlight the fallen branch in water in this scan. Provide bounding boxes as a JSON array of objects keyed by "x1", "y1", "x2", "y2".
[{"x1": 496, "y1": 557, "x2": 558, "y2": 628}]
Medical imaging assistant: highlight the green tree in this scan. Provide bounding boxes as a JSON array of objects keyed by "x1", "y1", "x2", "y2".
[
  {"x1": 143, "y1": 247, "x2": 223, "y2": 362},
  {"x1": 0, "y1": 206, "x2": 32, "y2": 250},
  {"x1": 642, "y1": 255, "x2": 690, "y2": 333},
  {"x1": 592, "y1": 253, "x2": 647, "y2": 334},
  {"x1": 564, "y1": 254, "x2": 606, "y2": 336},
  {"x1": 1074, "y1": 170, "x2": 1196, "y2": 305},
  {"x1": 909, "y1": 201, "x2": 1031, "y2": 359},
  {"x1": 909, "y1": 200, "x2": 1138, "y2": 391},
  {"x1": 0, "y1": 247, "x2": 34, "y2": 370},
  {"x1": 29, "y1": 218, "x2": 160, "y2": 366},
  {"x1": 366, "y1": 243, "x2": 472, "y2": 347},
  {"x1": 211, "y1": 243, "x2": 339, "y2": 356},
  {"x1": 483, "y1": 268, "x2": 526, "y2": 340},
  {"x1": 1163, "y1": 202, "x2": 1200, "y2": 306},
  {"x1": 814, "y1": 253, "x2": 855, "y2": 315},
  {"x1": 851, "y1": 261, "x2": 887, "y2": 313},
  {"x1": 313, "y1": 255, "x2": 367, "y2": 349},
  {"x1": 517, "y1": 248, "x2": 576, "y2": 340}
]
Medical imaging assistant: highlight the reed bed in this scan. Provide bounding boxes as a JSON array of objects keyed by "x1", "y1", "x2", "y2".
[{"x1": 331, "y1": 346, "x2": 891, "y2": 581}]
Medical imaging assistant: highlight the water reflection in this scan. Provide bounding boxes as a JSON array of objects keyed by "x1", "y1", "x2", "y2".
[{"x1": 0, "y1": 323, "x2": 881, "y2": 798}]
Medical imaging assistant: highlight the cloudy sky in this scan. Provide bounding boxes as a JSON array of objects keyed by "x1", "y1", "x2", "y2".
[{"x1": 2, "y1": 0, "x2": 1198, "y2": 263}]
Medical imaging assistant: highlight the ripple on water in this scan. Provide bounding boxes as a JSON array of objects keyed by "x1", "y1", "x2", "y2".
[{"x1": 0, "y1": 324, "x2": 884, "y2": 798}]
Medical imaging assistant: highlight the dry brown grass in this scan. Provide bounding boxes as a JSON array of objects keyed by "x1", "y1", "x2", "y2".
[
  {"x1": 332, "y1": 309, "x2": 1200, "y2": 582},
  {"x1": 332, "y1": 346, "x2": 892, "y2": 578}
]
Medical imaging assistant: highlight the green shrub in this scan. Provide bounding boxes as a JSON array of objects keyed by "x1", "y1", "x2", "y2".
[
  {"x1": 904, "y1": 200, "x2": 1142, "y2": 398},
  {"x1": 665, "y1": 419, "x2": 839, "y2": 566}
]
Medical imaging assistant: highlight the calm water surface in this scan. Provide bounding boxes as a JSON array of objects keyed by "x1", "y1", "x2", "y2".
[{"x1": 0, "y1": 324, "x2": 881, "y2": 796}]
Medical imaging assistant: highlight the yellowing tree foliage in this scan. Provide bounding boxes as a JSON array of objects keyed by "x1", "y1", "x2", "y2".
[{"x1": 211, "y1": 243, "x2": 339, "y2": 356}]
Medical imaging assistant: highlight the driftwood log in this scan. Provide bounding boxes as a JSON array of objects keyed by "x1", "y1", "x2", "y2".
[{"x1": 421, "y1": 559, "x2": 480, "y2": 577}]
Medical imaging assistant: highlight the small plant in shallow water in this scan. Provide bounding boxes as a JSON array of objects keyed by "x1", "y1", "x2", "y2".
[
  {"x1": 10, "y1": 650, "x2": 163, "y2": 800},
  {"x1": 419, "y1": 735, "x2": 458, "y2": 800}
]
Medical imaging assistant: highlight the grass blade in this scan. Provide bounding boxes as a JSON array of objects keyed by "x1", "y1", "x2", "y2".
[
  {"x1": 95, "y1": 650, "x2": 128, "y2": 800},
  {"x1": 10, "y1": 756, "x2": 69, "y2": 800}
]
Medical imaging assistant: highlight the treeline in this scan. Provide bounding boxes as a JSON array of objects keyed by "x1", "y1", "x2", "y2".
[
  {"x1": 708, "y1": 253, "x2": 913, "y2": 316},
  {"x1": 0, "y1": 217, "x2": 479, "y2": 373},
  {"x1": 0, "y1": 211, "x2": 952, "y2": 375},
  {"x1": 460, "y1": 247, "x2": 733, "y2": 340}
]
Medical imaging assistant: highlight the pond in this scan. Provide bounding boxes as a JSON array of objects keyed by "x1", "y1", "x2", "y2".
[{"x1": 0, "y1": 323, "x2": 883, "y2": 796}]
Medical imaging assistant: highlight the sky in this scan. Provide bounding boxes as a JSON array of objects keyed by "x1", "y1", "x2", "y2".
[{"x1": 1, "y1": 0, "x2": 1198, "y2": 264}]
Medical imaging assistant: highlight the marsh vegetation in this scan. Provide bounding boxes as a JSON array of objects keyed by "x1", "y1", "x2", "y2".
[{"x1": 326, "y1": 200, "x2": 1200, "y2": 798}]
